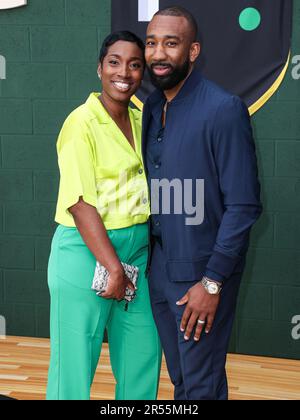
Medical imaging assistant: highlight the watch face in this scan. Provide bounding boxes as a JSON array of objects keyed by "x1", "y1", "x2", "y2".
[{"x1": 208, "y1": 283, "x2": 219, "y2": 295}]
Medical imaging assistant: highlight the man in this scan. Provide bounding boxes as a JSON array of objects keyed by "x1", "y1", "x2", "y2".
[{"x1": 142, "y1": 6, "x2": 263, "y2": 400}]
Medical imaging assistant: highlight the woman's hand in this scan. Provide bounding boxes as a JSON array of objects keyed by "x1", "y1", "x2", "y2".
[
  {"x1": 69, "y1": 198, "x2": 136, "y2": 301},
  {"x1": 101, "y1": 267, "x2": 136, "y2": 301}
]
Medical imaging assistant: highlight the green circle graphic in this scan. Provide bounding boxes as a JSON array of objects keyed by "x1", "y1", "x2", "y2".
[{"x1": 239, "y1": 7, "x2": 261, "y2": 31}]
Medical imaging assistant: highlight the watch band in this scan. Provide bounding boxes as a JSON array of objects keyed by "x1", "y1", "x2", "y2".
[{"x1": 203, "y1": 276, "x2": 222, "y2": 286}]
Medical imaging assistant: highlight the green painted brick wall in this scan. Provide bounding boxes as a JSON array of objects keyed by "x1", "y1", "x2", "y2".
[{"x1": 0, "y1": 0, "x2": 299, "y2": 359}]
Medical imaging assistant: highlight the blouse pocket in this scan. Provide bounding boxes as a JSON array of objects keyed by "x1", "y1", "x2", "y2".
[{"x1": 95, "y1": 163, "x2": 125, "y2": 213}]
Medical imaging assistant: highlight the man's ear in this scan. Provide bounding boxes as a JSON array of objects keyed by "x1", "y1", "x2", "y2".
[{"x1": 190, "y1": 42, "x2": 201, "y2": 64}]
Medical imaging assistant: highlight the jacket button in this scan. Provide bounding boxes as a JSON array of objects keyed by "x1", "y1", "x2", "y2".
[
  {"x1": 143, "y1": 198, "x2": 148, "y2": 204},
  {"x1": 138, "y1": 168, "x2": 143, "y2": 175},
  {"x1": 155, "y1": 163, "x2": 161, "y2": 169}
]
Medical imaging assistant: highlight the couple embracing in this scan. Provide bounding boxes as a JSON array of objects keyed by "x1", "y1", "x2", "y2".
[{"x1": 47, "y1": 6, "x2": 262, "y2": 401}]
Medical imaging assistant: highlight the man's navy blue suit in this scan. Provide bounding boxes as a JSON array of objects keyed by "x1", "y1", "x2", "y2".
[{"x1": 142, "y1": 69, "x2": 263, "y2": 400}]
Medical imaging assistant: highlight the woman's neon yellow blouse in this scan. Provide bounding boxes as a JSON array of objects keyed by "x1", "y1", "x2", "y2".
[{"x1": 54, "y1": 93, "x2": 150, "y2": 229}]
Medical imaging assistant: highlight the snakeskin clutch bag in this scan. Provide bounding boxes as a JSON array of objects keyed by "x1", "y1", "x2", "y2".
[{"x1": 91, "y1": 261, "x2": 139, "y2": 302}]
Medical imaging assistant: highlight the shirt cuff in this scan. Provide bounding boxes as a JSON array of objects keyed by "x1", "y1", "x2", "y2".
[
  {"x1": 206, "y1": 250, "x2": 242, "y2": 280},
  {"x1": 204, "y1": 270, "x2": 226, "y2": 283}
]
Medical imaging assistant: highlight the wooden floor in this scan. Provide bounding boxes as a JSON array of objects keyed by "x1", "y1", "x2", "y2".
[{"x1": 0, "y1": 336, "x2": 300, "y2": 400}]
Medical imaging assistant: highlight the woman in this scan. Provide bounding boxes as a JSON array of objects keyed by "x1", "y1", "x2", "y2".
[{"x1": 46, "y1": 31, "x2": 162, "y2": 400}]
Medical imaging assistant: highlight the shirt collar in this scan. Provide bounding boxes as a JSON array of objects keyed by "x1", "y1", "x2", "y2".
[
  {"x1": 150, "y1": 98, "x2": 165, "y2": 124},
  {"x1": 171, "y1": 68, "x2": 203, "y2": 103},
  {"x1": 148, "y1": 68, "x2": 203, "y2": 107},
  {"x1": 86, "y1": 92, "x2": 140, "y2": 124}
]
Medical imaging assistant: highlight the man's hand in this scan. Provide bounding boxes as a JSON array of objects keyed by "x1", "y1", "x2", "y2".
[
  {"x1": 101, "y1": 268, "x2": 136, "y2": 301},
  {"x1": 176, "y1": 282, "x2": 220, "y2": 341}
]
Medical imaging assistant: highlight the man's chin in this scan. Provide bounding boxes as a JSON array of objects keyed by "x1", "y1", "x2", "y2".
[
  {"x1": 148, "y1": 60, "x2": 191, "y2": 91},
  {"x1": 149, "y1": 73, "x2": 178, "y2": 91}
]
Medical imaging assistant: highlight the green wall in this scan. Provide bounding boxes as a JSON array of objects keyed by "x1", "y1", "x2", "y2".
[{"x1": 0, "y1": 0, "x2": 299, "y2": 360}]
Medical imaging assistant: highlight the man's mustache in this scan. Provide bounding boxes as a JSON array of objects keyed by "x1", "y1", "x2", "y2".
[{"x1": 149, "y1": 62, "x2": 174, "y2": 71}]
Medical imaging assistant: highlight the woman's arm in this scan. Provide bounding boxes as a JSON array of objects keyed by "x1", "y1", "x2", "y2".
[{"x1": 69, "y1": 196, "x2": 135, "y2": 300}]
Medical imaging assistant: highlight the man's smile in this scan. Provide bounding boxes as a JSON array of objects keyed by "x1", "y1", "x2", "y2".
[{"x1": 151, "y1": 64, "x2": 173, "y2": 77}]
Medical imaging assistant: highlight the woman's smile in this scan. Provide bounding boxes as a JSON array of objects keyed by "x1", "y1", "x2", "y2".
[{"x1": 112, "y1": 80, "x2": 133, "y2": 93}]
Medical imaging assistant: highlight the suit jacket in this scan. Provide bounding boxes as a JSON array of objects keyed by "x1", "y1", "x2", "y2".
[{"x1": 142, "y1": 69, "x2": 263, "y2": 282}]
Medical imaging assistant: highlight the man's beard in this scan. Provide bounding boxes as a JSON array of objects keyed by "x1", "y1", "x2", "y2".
[{"x1": 147, "y1": 58, "x2": 191, "y2": 91}]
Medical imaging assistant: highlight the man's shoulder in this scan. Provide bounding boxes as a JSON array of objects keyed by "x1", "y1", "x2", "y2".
[{"x1": 199, "y1": 76, "x2": 243, "y2": 109}]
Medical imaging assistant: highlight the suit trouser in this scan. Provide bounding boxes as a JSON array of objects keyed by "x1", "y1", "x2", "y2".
[
  {"x1": 149, "y1": 241, "x2": 242, "y2": 400},
  {"x1": 46, "y1": 223, "x2": 162, "y2": 400}
]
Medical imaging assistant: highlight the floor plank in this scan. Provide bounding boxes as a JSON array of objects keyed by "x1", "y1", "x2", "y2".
[{"x1": 0, "y1": 336, "x2": 299, "y2": 400}]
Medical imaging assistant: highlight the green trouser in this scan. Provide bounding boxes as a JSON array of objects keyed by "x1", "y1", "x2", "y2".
[{"x1": 46, "y1": 222, "x2": 162, "y2": 400}]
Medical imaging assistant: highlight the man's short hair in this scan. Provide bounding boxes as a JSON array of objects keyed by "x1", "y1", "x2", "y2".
[{"x1": 154, "y1": 6, "x2": 198, "y2": 42}]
